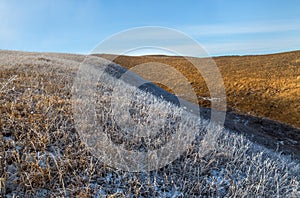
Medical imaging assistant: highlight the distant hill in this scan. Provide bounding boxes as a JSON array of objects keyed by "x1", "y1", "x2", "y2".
[{"x1": 97, "y1": 50, "x2": 300, "y2": 128}]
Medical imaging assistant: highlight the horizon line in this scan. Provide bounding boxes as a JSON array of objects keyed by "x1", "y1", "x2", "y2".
[{"x1": 1, "y1": 48, "x2": 300, "y2": 58}]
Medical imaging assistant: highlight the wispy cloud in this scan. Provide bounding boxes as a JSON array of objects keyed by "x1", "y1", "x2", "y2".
[
  {"x1": 1, "y1": 1, "x2": 299, "y2": 56},
  {"x1": 203, "y1": 35, "x2": 300, "y2": 56},
  {"x1": 178, "y1": 20, "x2": 300, "y2": 56},
  {"x1": 123, "y1": 36, "x2": 300, "y2": 57},
  {"x1": 92, "y1": 27, "x2": 209, "y2": 57},
  {"x1": 184, "y1": 20, "x2": 300, "y2": 36},
  {"x1": 92, "y1": 26, "x2": 300, "y2": 57}
]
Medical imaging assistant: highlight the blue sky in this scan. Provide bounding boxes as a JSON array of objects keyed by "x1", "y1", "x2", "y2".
[{"x1": 0, "y1": 0, "x2": 300, "y2": 56}]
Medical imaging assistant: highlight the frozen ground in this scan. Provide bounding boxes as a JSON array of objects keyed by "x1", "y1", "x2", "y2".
[{"x1": 0, "y1": 50, "x2": 299, "y2": 197}]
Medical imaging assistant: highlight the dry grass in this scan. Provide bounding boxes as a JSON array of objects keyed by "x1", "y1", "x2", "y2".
[
  {"x1": 0, "y1": 50, "x2": 299, "y2": 197},
  {"x1": 101, "y1": 51, "x2": 300, "y2": 128}
]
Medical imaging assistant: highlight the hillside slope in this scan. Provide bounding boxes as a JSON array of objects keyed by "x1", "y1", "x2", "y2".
[
  {"x1": 0, "y1": 50, "x2": 299, "y2": 197},
  {"x1": 99, "y1": 51, "x2": 300, "y2": 128}
]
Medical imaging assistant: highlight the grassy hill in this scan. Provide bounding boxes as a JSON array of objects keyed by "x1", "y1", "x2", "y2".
[
  {"x1": 99, "y1": 51, "x2": 300, "y2": 128},
  {"x1": 0, "y1": 50, "x2": 299, "y2": 197}
]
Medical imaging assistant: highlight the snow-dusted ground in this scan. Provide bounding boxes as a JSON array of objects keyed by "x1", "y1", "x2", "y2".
[{"x1": 0, "y1": 50, "x2": 299, "y2": 197}]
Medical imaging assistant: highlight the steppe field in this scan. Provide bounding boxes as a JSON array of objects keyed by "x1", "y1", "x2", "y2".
[
  {"x1": 0, "y1": 50, "x2": 299, "y2": 197},
  {"x1": 101, "y1": 50, "x2": 300, "y2": 128}
]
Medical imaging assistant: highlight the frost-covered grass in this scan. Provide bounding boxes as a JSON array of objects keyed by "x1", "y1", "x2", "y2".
[{"x1": 0, "y1": 51, "x2": 299, "y2": 197}]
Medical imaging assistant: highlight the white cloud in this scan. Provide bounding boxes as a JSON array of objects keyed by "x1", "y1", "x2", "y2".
[
  {"x1": 204, "y1": 35, "x2": 300, "y2": 55},
  {"x1": 184, "y1": 20, "x2": 300, "y2": 36},
  {"x1": 92, "y1": 27, "x2": 209, "y2": 57},
  {"x1": 176, "y1": 20, "x2": 300, "y2": 56}
]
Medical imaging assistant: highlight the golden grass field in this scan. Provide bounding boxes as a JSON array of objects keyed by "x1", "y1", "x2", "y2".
[
  {"x1": 101, "y1": 51, "x2": 300, "y2": 128},
  {"x1": 0, "y1": 50, "x2": 299, "y2": 197}
]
